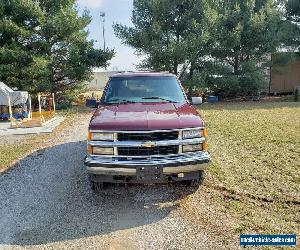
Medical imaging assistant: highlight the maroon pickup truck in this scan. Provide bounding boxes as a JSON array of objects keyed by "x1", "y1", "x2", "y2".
[{"x1": 85, "y1": 72, "x2": 211, "y2": 190}]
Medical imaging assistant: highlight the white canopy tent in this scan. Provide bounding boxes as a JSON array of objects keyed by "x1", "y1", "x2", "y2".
[
  {"x1": 0, "y1": 81, "x2": 29, "y2": 106},
  {"x1": 0, "y1": 82, "x2": 56, "y2": 128}
]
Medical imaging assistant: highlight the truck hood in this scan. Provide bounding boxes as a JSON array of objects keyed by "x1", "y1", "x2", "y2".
[{"x1": 89, "y1": 102, "x2": 203, "y2": 131}]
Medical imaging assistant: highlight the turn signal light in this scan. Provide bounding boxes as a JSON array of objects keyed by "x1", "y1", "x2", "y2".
[
  {"x1": 203, "y1": 128, "x2": 207, "y2": 138},
  {"x1": 87, "y1": 131, "x2": 92, "y2": 141}
]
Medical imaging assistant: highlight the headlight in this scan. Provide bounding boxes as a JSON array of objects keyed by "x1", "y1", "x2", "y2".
[
  {"x1": 90, "y1": 132, "x2": 114, "y2": 141},
  {"x1": 92, "y1": 147, "x2": 114, "y2": 155},
  {"x1": 182, "y1": 144, "x2": 203, "y2": 153},
  {"x1": 182, "y1": 129, "x2": 203, "y2": 139}
]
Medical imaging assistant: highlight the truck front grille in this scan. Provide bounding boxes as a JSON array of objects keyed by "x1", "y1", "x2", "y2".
[
  {"x1": 118, "y1": 145, "x2": 179, "y2": 156},
  {"x1": 118, "y1": 131, "x2": 179, "y2": 141}
]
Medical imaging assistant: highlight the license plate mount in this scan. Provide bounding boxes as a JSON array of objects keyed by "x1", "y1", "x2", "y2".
[{"x1": 136, "y1": 165, "x2": 163, "y2": 182}]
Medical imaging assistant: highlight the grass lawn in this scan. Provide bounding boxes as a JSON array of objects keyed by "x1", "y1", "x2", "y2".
[
  {"x1": 0, "y1": 138, "x2": 45, "y2": 172},
  {"x1": 0, "y1": 107, "x2": 91, "y2": 172},
  {"x1": 198, "y1": 101, "x2": 300, "y2": 236}
]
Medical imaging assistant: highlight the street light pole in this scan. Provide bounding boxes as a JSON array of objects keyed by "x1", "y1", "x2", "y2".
[{"x1": 100, "y1": 12, "x2": 106, "y2": 51}]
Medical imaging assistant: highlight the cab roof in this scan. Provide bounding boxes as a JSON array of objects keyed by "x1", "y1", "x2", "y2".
[{"x1": 111, "y1": 72, "x2": 176, "y2": 78}]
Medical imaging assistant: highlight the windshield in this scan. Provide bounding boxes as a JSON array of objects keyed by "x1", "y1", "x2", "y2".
[{"x1": 102, "y1": 76, "x2": 186, "y2": 104}]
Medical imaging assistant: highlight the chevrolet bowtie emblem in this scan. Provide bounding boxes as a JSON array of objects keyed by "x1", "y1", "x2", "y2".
[{"x1": 142, "y1": 141, "x2": 156, "y2": 148}]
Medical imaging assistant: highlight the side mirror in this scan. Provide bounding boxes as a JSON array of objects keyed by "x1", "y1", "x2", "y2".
[{"x1": 191, "y1": 97, "x2": 203, "y2": 105}]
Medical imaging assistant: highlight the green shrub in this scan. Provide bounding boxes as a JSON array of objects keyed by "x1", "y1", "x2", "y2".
[
  {"x1": 208, "y1": 75, "x2": 240, "y2": 98},
  {"x1": 206, "y1": 62, "x2": 265, "y2": 99},
  {"x1": 183, "y1": 61, "x2": 265, "y2": 99},
  {"x1": 56, "y1": 101, "x2": 71, "y2": 110},
  {"x1": 239, "y1": 62, "x2": 265, "y2": 96}
]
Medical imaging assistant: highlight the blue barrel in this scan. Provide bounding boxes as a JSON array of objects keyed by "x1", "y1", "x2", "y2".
[
  {"x1": 208, "y1": 96, "x2": 219, "y2": 103},
  {"x1": 13, "y1": 113, "x2": 23, "y2": 119},
  {"x1": 86, "y1": 99, "x2": 98, "y2": 107},
  {"x1": 0, "y1": 113, "x2": 9, "y2": 119}
]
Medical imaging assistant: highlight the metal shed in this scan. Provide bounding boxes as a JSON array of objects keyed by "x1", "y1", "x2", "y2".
[{"x1": 270, "y1": 54, "x2": 300, "y2": 94}]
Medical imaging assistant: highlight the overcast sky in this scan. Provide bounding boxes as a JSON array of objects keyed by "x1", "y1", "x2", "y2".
[{"x1": 77, "y1": 0, "x2": 141, "y2": 71}]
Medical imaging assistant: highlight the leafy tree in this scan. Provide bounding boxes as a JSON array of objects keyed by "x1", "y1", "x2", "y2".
[
  {"x1": 0, "y1": 0, "x2": 44, "y2": 92},
  {"x1": 265, "y1": 0, "x2": 300, "y2": 89},
  {"x1": 285, "y1": 0, "x2": 300, "y2": 51},
  {"x1": 0, "y1": 0, "x2": 114, "y2": 98},
  {"x1": 286, "y1": 0, "x2": 300, "y2": 22},
  {"x1": 114, "y1": 0, "x2": 217, "y2": 76},
  {"x1": 114, "y1": 0, "x2": 285, "y2": 97},
  {"x1": 203, "y1": 0, "x2": 284, "y2": 97},
  {"x1": 212, "y1": 0, "x2": 282, "y2": 73}
]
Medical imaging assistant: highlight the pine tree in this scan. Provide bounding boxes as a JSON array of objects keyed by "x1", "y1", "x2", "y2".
[{"x1": 0, "y1": 0, "x2": 114, "y2": 97}]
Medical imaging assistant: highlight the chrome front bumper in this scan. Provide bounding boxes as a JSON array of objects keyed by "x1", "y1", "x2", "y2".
[
  {"x1": 85, "y1": 128, "x2": 211, "y2": 178},
  {"x1": 85, "y1": 151, "x2": 211, "y2": 176}
]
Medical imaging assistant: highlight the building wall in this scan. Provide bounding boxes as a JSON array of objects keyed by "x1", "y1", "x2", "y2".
[
  {"x1": 86, "y1": 71, "x2": 119, "y2": 90},
  {"x1": 271, "y1": 59, "x2": 300, "y2": 93}
]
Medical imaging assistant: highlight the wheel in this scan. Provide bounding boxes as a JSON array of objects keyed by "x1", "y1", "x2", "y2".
[
  {"x1": 182, "y1": 170, "x2": 205, "y2": 187},
  {"x1": 89, "y1": 180, "x2": 110, "y2": 191},
  {"x1": 89, "y1": 175, "x2": 109, "y2": 192}
]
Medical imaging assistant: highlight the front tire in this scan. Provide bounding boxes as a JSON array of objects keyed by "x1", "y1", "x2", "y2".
[
  {"x1": 182, "y1": 170, "x2": 205, "y2": 187},
  {"x1": 89, "y1": 175, "x2": 109, "y2": 192}
]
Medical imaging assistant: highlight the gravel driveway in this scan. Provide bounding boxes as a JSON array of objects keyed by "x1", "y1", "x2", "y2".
[{"x1": 0, "y1": 112, "x2": 240, "y2": 250}]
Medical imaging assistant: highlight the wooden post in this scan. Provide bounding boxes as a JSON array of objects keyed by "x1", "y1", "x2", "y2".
[
  {"x1": 8, "y1": 95, "x2": 13, "y2": 127},
  {"x1": 28, "y1": 94, "x2": 32, "y2": 120},
  {"x1": 52, "y1": 93, "x2": 56, "y2": 114},
  {"x1": 38, "y1": 93, "x2": 43, "y2": 124}
]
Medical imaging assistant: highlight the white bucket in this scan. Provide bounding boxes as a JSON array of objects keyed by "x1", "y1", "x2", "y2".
[{"x1": 191, "y1": 97, "x2": 203, "y2": 105}]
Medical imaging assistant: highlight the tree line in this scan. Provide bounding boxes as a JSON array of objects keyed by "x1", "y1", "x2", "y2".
[
  {"x1": 0, "y1": 0, "x2": 114, "y2": 100},
  {"x1": 1, "y1": 0, "x2": 299, "y2": 100},
  {"x1": 114, "y1": 0, "x2": 300, "y2": 98}
]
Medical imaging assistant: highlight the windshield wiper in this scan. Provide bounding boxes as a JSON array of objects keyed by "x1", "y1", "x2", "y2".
[
  {"x1": 142, "y1": 96, "x2": 178, "y2": 103},
  {"x1": 106, "y1": 98, "x2": 137, "y2": 104}
]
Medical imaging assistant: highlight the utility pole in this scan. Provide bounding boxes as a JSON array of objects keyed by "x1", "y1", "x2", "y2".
[{"x1": 100, "y1": 12, "x2": 106, "y2": 51}]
